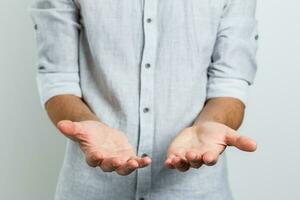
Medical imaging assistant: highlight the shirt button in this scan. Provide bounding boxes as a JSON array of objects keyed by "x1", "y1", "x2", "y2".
[
  {"x1": 34, "y1": 24, "x2": 38, "y2": 30},
  {"x1": 143, "y1": 107, "x2": 150, "y2": 113},
  {"x1": 255, "y1": 34, "x2": 259, "y2": 40},
  {"x1": 145, "y1": 63, "x2": 151, "y2": 69},
  {"x1": 146, "y1": 18, "x2": 152, "y2": 23},
  {"x1": 141, "y1": 153, "x2": 148, "y2": 158}
]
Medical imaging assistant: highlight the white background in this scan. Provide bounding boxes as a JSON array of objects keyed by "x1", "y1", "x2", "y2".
[{"x1": 0, "y1": 0, "x2": 299, "y2": 199}]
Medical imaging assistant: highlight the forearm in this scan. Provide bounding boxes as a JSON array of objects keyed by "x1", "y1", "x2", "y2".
[
  {"x1": 45, "y1": 94, "x2": 100, "y2": 126},
  {"x1": 193, "y1": 97, "x2": 245, "y2": 130}
]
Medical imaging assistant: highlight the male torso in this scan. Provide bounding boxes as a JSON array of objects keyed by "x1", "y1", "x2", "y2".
[{"x1": 30, "y1": 0, "x2": 258, "y2": 199}]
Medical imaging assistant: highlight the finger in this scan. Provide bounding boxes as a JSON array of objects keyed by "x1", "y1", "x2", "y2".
[
  {"x1": 185, "y1": 151, "x2": 203, "y2": 169},
  {"x1": 202, "y1": 151, "x2": 219, "y2": 166},
  {"x1": 115, "y1": 158, "x2": 139, "y2": 176},
  {"x1": 164, "y1": 158, "x2": 175, "y2": 169},
  {"x1": 172, "y1": 156, "x2": 190, "y2": 172},
  {"x1": 138, "y1": 157, "x2": 152, "y2": 168},
  {"x1": 164, "y1": 154, "x2": 176, "y2": 169},
  {"x1": 57, "y1": 120, "x2": 83, "y2": 141},
  {"x1": 99, "y1": 158, "x2": 116, "y2": 172},
  {"x1": 127, "y1": 158, "x2": 139, "y2": 169},
  {"x1": 226, "y1": 129, "x2": 257, "y2": 152},
  {"x1": 190, "y1": 160, "x2": 203, "y2": 169},
  {"x1": 170, "y1": 148, "x2": 189, "y2": 170},
  {"x1": 85, "y1": 151, "x2": 103, "y2": 167},
  {"x1": 57, "y1": 120, "x2": 76, "y2": 137},
  {"x1": 111, "y1": 157, "x2": 124, "y2": 169}
]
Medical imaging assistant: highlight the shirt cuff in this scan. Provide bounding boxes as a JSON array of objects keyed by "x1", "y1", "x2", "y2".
[
  {"x1": 36, "y1": 72, "x2": 82, "y2": 110},
  {"x1": 206, "y1": 77, "x2": 250, "y2": 106}
]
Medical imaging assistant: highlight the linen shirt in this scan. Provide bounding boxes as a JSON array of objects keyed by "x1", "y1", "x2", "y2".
[{"x1": 29, "y1": 0, "x2": 258, "y2": 199}]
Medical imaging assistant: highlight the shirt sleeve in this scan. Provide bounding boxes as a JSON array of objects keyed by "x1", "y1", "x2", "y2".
[
  {"x1": 28, "y1": 0, "x2": 82, "y2": 110},
  {"x1": 206, "y1": 0, "x2": 259, "y2": 106}
]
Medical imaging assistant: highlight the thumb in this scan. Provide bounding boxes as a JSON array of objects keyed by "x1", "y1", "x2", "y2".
[
  {"x1": 57, "y1": 120, "x2": 83, "y2": 140},
  {"x1": 225, "y1": 128, "x2": 257, "y2": 152}
]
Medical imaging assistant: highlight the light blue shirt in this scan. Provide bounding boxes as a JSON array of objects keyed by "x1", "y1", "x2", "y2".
[{"x1": 29, "y1": 0, "x2": 258, "y2": 199}]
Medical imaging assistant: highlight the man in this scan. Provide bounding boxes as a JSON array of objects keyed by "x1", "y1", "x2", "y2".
[{"x1": 29, "y1": 0, "x2": 258, "y2": 199}]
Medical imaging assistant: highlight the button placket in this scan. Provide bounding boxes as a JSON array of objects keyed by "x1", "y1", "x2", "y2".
[{"x1": 136, "y1": 0, "x2": 158, "y2": 200}]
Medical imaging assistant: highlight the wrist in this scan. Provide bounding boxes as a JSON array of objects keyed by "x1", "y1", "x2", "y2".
[
  {"x1": 75, "y1": 114, "x2": 100, "y2": 122},
  {"x1": 192, "y1": 119, "x2": 221, "y2": 129}
]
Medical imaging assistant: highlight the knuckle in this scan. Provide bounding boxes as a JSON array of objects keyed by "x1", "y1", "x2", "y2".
[
  {"x1": 86, "y1": 157, "x2": 96, "y2": 167},
  {"x1": 85, "y1": 152, "x2": 101, "y2": 167},
  {"x1": 127, "y1": 164, "x2": 136, "y2": 170},
  {"x1": 207, "y1": 160, "x2": 217, "y2": 166},
  {"x1": 89, "y1": 154, "x2": 98, "y2": 161},
  {"x1": 211, "y1": 160, "x2": 218, "y2": 165},
  {"x1": 116, "y1": 170, "x2": 128, "y2": 176},
  {"x1": 99, "y1": 164, "x2": 113, "y2": 172},
  {"x1": 86, "y1": 161, "x2": 96, "y2": 167},
  {"x1": 101, "y1": 168, "x2": 113, "y2": 172},
  {"x1": 191, "y1": 164, "x2": 200, "y2": 169}
]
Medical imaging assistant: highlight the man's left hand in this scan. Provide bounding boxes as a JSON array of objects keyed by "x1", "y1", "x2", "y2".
[{"x1": 164, "y1": 121, "x2": 257, "y2": 172}]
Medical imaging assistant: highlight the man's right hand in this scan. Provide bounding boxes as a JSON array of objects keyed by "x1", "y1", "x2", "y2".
[{"x1": 57, "y1": 120, "x2": 151, "y2": 176}]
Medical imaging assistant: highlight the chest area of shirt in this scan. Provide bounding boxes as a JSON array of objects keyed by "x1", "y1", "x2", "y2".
[{"x1": 76, "y1": 0, "x2": 225, "y2": 27}]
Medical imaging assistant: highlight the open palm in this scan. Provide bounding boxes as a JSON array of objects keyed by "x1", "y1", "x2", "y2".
[
  {"x1": 165, "y1": 121, "x2": 257, "y2": 171},
  {"x1": 57, "y1": 120, "x2": 151, "y2": 176}
]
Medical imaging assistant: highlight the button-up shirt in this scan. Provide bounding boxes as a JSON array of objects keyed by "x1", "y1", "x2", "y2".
[{"x1": 29, "y1": 0, "x2": 258, "y2": 199}]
